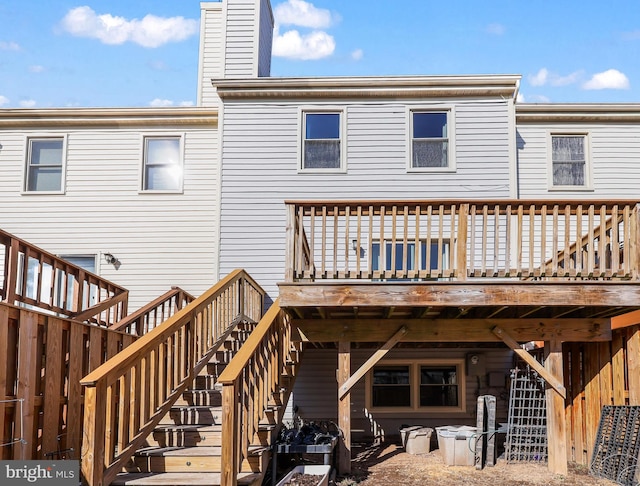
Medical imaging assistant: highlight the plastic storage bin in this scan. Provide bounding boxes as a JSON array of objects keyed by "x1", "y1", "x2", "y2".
[
  {"x1": 403, "y1": 427, "x2": 433, "y2": 455},
  {"x1": 436, "y1": 425, "x2": 477, "y2": 466},
  {"x1": 275, "y1": 465, "x2": 331, "y2": 486}
]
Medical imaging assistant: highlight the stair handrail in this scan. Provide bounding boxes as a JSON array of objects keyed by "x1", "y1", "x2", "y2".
[
  {"x1": 109, "y1": 286, "x2": 195, "y2": 336},
  {"x1": 80, "y1": 269, "x2": 265, "y2": 486},
  {"x1": 218, "y1": 299, "x2": 300, "y2": 486},
  {"x1": 1, "y1": 228, "x2": 128, "y2": 325}
]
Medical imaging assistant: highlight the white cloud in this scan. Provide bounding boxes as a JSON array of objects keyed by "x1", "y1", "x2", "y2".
[
  {"x1": 149, "y1": 98, "x2": 174, "y2": 107},
  {"x1": 0, "y1": 95, "x2": 9, "y2": 106},
  {"x1": 583, "y1": 69, "x2": 630, "y2": 90},
  {"x1": 621, "y1": 30, "x2": 640, "y2": 41},
  {"x1": 486, "y1": 23, "x2": 505, "y2": 35},
  {"x1": 60, "y1": 6, "x2": 198, "y2": 48},
  {"x1": 29, "y1": 65, "x2": 45, "y2": 73},
  {"x1": 19, "y1": 100, "x2": 36, "y2": 108},
  {"x1": 272, "y1": 1, "x2": 337, "y2": 60},
  {"x1": 274, "y1": 0, "x2": 335, "y2": 28},
  {"x1": 273, "y1": 27, "x2": 335, "y2": 60},
  {"x1": 516, "y1": 93, "x2": 525, "y2": 103},
  {"x1": 178, "y1": 101, "x2": 194, "y2": 107},
  {"x1": 550, "y1": 70, "x2": 583, "y2": 87},
  {"x1": 529, "y1": 68, "x2": 548, "y2": 87},
  {"x1": 148, "y1": 60, "x2": 170, "y2": 71},
  {"x1": 529, "y1": 68, "x2": 584, "y2": 87},
  {"x1": 351, "y1": 49, "x2": 363, "y2": 61},
  {"x1": 0, "y1": 41, "x2": 20, "y2": 51}
]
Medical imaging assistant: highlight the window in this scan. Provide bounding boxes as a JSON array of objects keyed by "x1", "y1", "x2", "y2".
[
  {"x1": 419, "y1": 365, "x2": 459, "y2": 407},
  {"x1": 551, "y1": 135, "x2": 588, "y2": 188},
  {"x1": 367, "y1": 360, "x2": 465, "y2": 412},
  {"x1": 143, "y1": 137, "x2": 183, "y2": 191},
  {"x1": 25, "y1": 138, "x2": 64, "y2": 192},
  {"x1": 411, "y1": 111, "x2": 450, "y2": 169},
  {"x1": 371, "y1": 240, "x2": 450, "y2": 273},
  {"x1": 302, "y1": 112, "x2": 342, "y2": 170}
]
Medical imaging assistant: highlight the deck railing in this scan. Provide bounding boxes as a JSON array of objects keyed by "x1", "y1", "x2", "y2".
[
  {"x1": 285, "y1": 200, "x2": 640, "y2": 282},
  {"x1": 109, "y1": 286, "x2": 195, "y2": 336},
  {"x1": 218, "y1": 300, "x2": 301, "y2": 486},
  {"x1": 0, "y1": 229, "x2": 128, "y2": 326},
  {"x1": 80, "y1": 270, "x2": 265, "y2": 486},
  {"x1": 0, "y1": 303, "x2": 136, "y2": 462}
]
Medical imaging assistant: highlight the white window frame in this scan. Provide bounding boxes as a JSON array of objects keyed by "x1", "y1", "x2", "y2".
[
  {"x1": 547, "y1": 132, "x2": 592, "y2": 191},
  {"x1": 23, "y1": 136, "x2": 67, "y2": 194},
  {"x1": 140, "y1": 134, "x2": 185, "y2": 193},
  {"x1": 407, "y1": 107, "x2": 456, "y2": 173},
  {"x1": 298, "y1": 108, "x2": 347, "y2": 173},
  {"x1": 366, "y1": 359, "x2": 466, "y2": 413}
]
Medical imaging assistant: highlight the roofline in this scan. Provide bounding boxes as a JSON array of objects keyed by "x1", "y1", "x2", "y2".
[
  {"x1": 517, "y1": 103, "x2": 640, "y2": 122},
  {"x1": 213, "y1": 74, "x2": 521, "y2": 100},
  {"x1": 0, "y1": 107, "x2": 218, "y2": 128}
]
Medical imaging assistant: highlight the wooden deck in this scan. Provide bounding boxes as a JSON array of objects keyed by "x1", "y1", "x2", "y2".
[{"x1": 278, "y1": 199, "x2": 640, "y2": 477}]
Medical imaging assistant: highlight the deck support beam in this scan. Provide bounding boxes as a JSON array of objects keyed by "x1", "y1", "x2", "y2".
[
  {"x1": 337, "y1": 341, "x2": 351, "y2": 474},
  {"x1": 338, "y1": 326, "x2": 407, "y2": 400},
  {"x1": 492, "y1": 326, "x2": 566, "y2": 398},
  {"x1": 545, "y1": 340, "x2": 568, "y2": 475}
]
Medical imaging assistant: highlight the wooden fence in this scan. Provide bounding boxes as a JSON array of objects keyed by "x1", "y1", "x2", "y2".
[
  {"x1": 286, "y1": 200, "x2": 640, "y2": 282},
  {"x1": 0, "y1": 303, "x2": 136, "y2": 461},
  {"x1": 1, "y1": 229, "x2": 128, "y2": 326},
  {"x1": 563, "y1": 324, "x2": 640, "y2": 464}
]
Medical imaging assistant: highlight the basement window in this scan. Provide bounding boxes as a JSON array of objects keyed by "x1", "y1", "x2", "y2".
[{"x1": 367, "y1": 360, "x2": 465, "y2": 412}]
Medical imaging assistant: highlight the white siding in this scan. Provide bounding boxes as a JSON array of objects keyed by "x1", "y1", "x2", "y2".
[
  {"x1": 219, "y1": 100, "x2": 512, "y2": 298},
  {"x1": 224, "y1": 0, "x2": 258, "y2": 78},
  {"x1": 290, "y1": 348, "x2": 513, "y2": 440},
  {"x1": 257, "y1": 0, "x2": 273, "y2": 77},
  {"x1": 0, "y1": 125, "x2": 219, "y2": 311},
  {"x1": 517, "y1": 122, "x2": 640, "y2": 198},
  {"x1": 198, "y1": 3, "x2": 225, "y2": 107}
]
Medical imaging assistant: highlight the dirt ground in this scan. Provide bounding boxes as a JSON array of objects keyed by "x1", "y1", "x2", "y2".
[{"x1": 331, "y1": 443, "x2": 620, "y2": 486}]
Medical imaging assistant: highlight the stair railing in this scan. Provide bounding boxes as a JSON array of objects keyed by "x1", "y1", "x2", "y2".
[
  {"x1": 1, "y1": 228, "x2": 128, "y2": 326},
  {"x1": 218, "y1": 299, "x2": 301, "y2": 486},
  {"x1": 80, "y1": 270, "x2": 265, "y2": 486},
  {"x1": 109, "y1": 286, "x2": 195, "y2": 336}
]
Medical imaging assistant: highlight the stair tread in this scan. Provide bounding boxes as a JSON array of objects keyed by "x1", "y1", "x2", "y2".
[
  {"x1": 136, "y1": 446, "x2": 221, "y2": 457},
  {"x1": 112, "y1": 472, "x2": 261, "y2": 486},
  {"x1": 155, "y1": 424, "x2": 221, "y2": 432}
]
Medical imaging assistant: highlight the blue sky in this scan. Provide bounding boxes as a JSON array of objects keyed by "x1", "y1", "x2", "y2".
[{"x1": 1, "y1": 0, "x2": 639, "y2": 108}]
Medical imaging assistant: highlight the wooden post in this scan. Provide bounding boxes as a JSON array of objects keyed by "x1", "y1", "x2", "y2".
[
  {"x1": 545, "y1": 340, "x2": 568, "y2": 475},
  {"x1": 221, "y1": 382, "x2": 239, "y2": 486},
  {"x1": 4, "y1": 239, "x2": 20, "y2": 304},
  {"x1": 627, "y1": 325, "x2": 640, "y2": 405},
  {"x1": 338, "y1": 341, "x2": 351, "y2": 474},
  {"x1": 81, "y1": 381, "x2": 107, "y2": 486},
  {"x1": 16, "y1": 310, "x2": 38, "y2": 460},
  {"x1": 456, "y1": 203, "x2": 468, "y2": 280},
  {"x1": 285, "y1": 204, "x2": 296, "y2": 282}
]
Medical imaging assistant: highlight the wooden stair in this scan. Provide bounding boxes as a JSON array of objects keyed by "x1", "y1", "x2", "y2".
[{"x1": 111, "y1": 320, "x2": 270, "y2": 486}]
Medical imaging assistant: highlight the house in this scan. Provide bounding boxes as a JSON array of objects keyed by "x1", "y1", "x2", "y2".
[{"x1": 1, "y1": 1, "x2": 640, "y2": 485}]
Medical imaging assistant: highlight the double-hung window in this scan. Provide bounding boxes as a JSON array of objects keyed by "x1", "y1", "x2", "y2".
[
  {"x1": 302, "y1": 112, "x2": 343, "y2": 170},
  {"x1": 368, "y1": 360, "x2": 464, "y2": 412},
  {"x1": 142, "y1": 136, "x2": 183, "y2": 191},
  {"x1": 25, "y1": 138, "x2": 65, "y2": 192},
  {"x1": 410, "y1": 111, "x2": 451, "y2": 170},
  {"x1": 550, "y1": 134, "x2": 589, "y2": 188}
]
